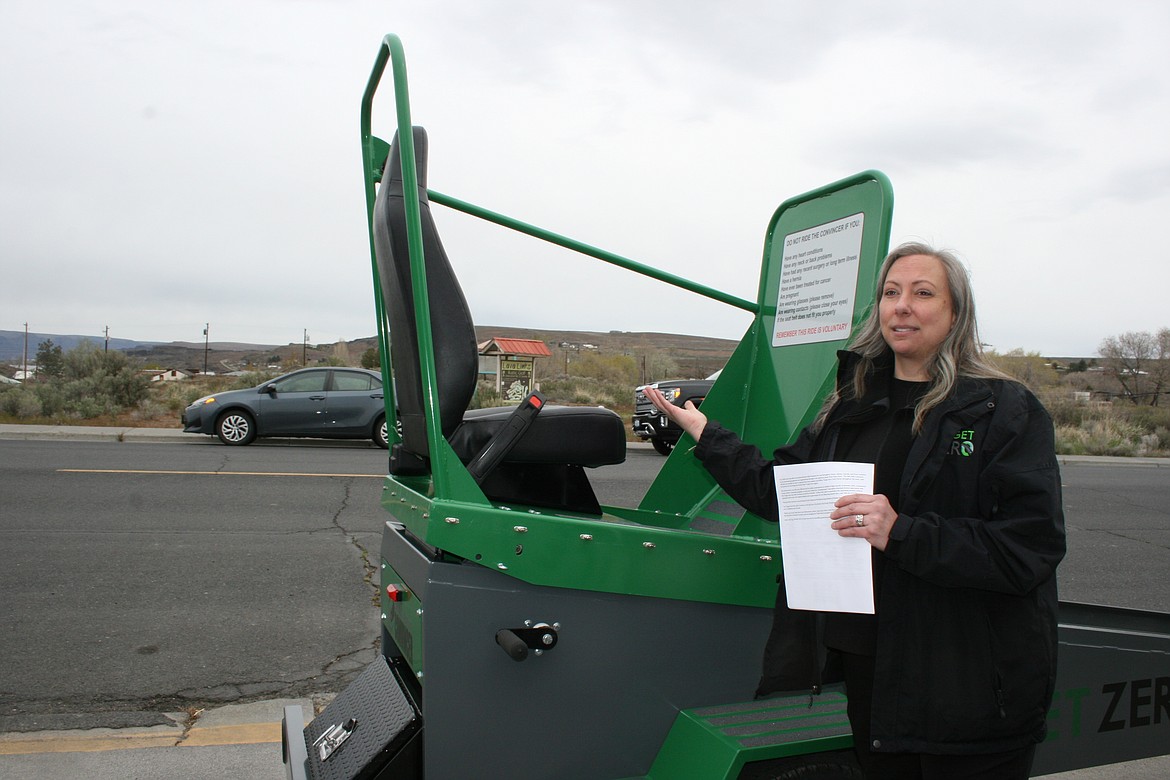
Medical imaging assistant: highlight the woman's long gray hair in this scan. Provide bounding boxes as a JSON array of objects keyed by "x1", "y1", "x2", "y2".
[{"x1": 814, "y1": 241, "x2": 1010, "y2": 433}]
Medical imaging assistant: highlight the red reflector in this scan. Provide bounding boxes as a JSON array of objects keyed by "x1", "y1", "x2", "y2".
[
  {"x1": 530, "y1": 396, "x2": 543, "y2": 409},
  {"x1": 385, "y1": 584, "x2": 408, "y2": 602}
]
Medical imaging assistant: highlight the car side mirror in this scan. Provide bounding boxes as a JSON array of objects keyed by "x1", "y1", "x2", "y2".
[{"x1": 262, "y1": 384, "x2": 277, "y2": 395}]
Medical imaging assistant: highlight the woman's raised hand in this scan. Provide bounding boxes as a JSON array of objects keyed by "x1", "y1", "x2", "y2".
[{"x1": 643, "y1": 385, "x2": 708, "y2": 443}]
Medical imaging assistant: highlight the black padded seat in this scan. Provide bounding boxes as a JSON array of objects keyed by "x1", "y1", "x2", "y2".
[
  {"x1": 450, "y1": 405, "x2": 626, "y2": 468},
  {"x1": 373, "y1": 126, "x2": 626, "y2": 513}
]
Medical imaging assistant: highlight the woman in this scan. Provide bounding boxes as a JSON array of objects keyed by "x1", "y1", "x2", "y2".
[{"x1": 646, "y1": 242, "x2": 1065, "y2": 780}]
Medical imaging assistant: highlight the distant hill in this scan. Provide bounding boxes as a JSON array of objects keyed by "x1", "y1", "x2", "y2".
[
  {"x1": 0, "y1": 327, "x2": 1102, "y2": 387},
  {"x1": 1, "y1": 326, "x2": 738, "y2": 379},
  {"x1": 0, "y1": 330, "x2": 161, "y2": 362}
]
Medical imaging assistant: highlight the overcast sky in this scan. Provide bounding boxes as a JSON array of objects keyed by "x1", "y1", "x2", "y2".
[{"x1": 3, "y1": 1, "x2": 1168, "y2": 356}]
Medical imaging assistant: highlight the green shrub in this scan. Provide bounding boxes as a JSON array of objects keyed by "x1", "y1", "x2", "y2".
[
  {"x1": 52, "y1": 342, "x2": 149, "y2": 416},
  {"x1": 131, "y1": 397, "x2": 173, "y2": 422},
  {"x1": 69, "y1": 395, "x2": 118, "y2": 419},
  {"x1": 567, "y1": 352, "x2": 639, "y2": 385},
  {"x1": 537, "y1": 376, "x2": 630, "y2": 412},
  {"x1": 1056, "y1": 417, "x2": 1147, "y2": 457},
  {"x1": 469, "y1": 381, "x2": 503, "y2": 410},
  {"x1": 0, "y1": 387, "x2": 42, "y2": 418},
  {"x1": 1117, "y1": 403, "x2": 1170, "y2": 433},
  {"x1": 1041, "y1": 395, "x2": 1088, "y2": 429},
  {"x1": 34, "y1": 383, "x2": 65, "y2": 417}
]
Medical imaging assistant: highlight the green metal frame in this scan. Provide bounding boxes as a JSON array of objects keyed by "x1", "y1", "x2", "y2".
[
  {"x1": 337, "y1": 36, "x2": 1170, "y2": 780},
  {"x1": 642, "y1": 172, "x2": 893, "y2": 518},
  {"x1": 359, "y1": 34, "x2": 893, "y2": 610}
]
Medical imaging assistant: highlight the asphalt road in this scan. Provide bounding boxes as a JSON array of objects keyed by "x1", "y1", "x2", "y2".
[
  {"x1": 0, "y1": 438, "x2": 669, "y2": 732},
  {"x1": 1053, "y1": 458, "x2": 1170, "y2": 612},
  {"x1": 0, "y1": 439, "x2": 390, "y2": 732},
  {"x1": 0, "y1": 437, "x2": 1168, "y2": 778}
]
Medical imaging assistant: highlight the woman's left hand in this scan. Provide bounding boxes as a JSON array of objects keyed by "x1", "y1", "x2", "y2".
[{"x1": 830, "y1": 494, "x2": 897, "y2": 552}]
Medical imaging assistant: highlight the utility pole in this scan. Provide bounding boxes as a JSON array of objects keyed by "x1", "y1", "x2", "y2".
[
  {"x1": 22, "y1": 322, "x2": 28, "y2": 381},
  {"x1": 104, "y1": 325, "x2": 109, "y2": 353},
  {"x1": 203, "y1": 323, "x2": 209, "y2": 375},
  {"x1": 303, "y1": 329, "x2": 309, "y2": 366}
]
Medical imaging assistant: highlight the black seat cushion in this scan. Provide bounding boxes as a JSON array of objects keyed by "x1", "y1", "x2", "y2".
[{"x1": 449, "y1": 405, "x2": 626, "y2": 468}]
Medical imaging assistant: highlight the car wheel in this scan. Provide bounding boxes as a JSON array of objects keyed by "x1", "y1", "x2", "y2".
[
  {"x1": 651, "y1": 437, "x2": 674, "y2": 456},
  {"x1": 216, "y1": 410, "x2": 256, "y2": 445},
  {"x1": 373, "y1": 415, "x2": 390, "y2": 449}
]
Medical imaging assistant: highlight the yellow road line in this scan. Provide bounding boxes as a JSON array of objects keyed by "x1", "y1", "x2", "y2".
[
  {"x1": 0, "y1": 728, "x2": 181, "y2": 755},
  {"x1": 58, "y1": 469, "x2": 384, "y2": 478},
  {"x1": 181, "y1": 722, "x2": 283, "y2": 747},
  {"x1": 0, "y1": 722, "x2": 286, "y2": 755}
]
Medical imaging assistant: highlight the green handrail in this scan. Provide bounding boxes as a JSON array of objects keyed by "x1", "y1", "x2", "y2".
[
  {"x1": 428, "y1": 190, "x2": 758, "y2": 314},
  {"x1": 361, "y1": 34, "x2": 452, "y2": 495},
  {"x1": 361, "y1": 34, "x2": 757, "y2": 494},
  {"x1": 359, "y1": 38, "x2": 397, "y2": 446}
]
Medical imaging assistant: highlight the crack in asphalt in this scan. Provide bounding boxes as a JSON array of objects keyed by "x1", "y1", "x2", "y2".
[
  {"x1": 328, "y1": 477, "x2": 382, "y2": 605},
  {"x1": 213, "y1": 449, "x2": 233, "y2": 474},
  {"x1": 1072, "y1": 482, "x2": 1159, "y2": 513},
  {"x1": 1, "y1": 476, "x2": 383, "y2": 730},
  {"x1": 1100, "y1": 528, "x2": 1170, "y2": 552}
]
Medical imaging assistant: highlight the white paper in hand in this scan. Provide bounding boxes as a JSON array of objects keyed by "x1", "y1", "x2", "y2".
[{"x1": 773, "y1": 461, "x2": 875, "y2": 614}]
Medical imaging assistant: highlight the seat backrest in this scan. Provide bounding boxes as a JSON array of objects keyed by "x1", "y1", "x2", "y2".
[{"x1": 372, "y1": 127, "x2": 478, "y2": 462}]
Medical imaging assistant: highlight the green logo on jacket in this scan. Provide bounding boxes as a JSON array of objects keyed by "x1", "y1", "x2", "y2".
[{"x1": 950, "y1": 429, "x2": 976, "y2": 457}]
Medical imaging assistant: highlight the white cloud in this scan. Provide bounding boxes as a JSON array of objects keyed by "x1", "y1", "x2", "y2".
[{"x1": 2, "y1": 0, "x2": 1168, "y2": 357}]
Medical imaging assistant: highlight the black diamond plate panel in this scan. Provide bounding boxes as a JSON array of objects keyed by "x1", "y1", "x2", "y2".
[{"x1": 302, "y1": 656, "x2": 420, "y2": 780}]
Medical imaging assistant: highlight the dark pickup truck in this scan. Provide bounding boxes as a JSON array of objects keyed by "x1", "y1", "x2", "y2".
[{"x1": 632, "y1": 372, "x2": 718, "y2": 454}]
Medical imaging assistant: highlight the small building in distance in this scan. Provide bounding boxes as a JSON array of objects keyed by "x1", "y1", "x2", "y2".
[
  {"x1": 148, "y1": 368, "x2": 193, "y2": 382},
  {"x1": 477, "y1": 337, "x2": 551, "y2": 401}
]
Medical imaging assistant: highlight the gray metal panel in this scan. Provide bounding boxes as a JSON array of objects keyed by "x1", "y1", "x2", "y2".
[
  {"x1": 380, "y1": 525, "x2": 772, "y2": 779},
  {"x1": 379, "y1": 521, "x2": 436, "y2": 602},
  {"x1": 1033, "y1": 604, "x2": 1170, "y2": 775},
  {"x1": 382, "y1": 526, "x2": 1170, "y2": 778}
]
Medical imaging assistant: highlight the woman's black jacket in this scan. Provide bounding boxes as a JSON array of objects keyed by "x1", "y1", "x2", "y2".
[{"x1": 695, "y1": 351, "x2": 1066, "y2": 755}]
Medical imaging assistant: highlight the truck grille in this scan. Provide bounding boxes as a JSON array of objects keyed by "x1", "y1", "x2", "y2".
[{"x1": 634, "y1": 388, "x2": 653, "y2": 414}]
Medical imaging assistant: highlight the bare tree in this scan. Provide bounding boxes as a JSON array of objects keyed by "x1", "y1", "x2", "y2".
[
  {"x1": 988, "y1": 349, "x2": 1061, "y2": 390},
  {"x1": 1098, "y1": 329, "x2": 1169, "y2": 405},
  {"x1": 1154, "y1": 328, "x2": 1170, "y2": 406}
]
